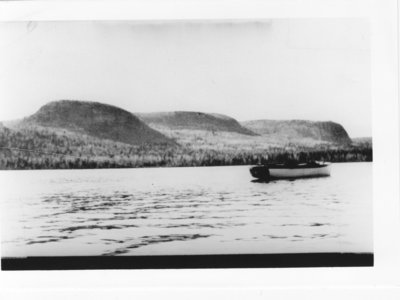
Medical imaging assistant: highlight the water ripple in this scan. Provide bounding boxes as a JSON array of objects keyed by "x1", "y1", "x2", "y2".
[{"x1": 1, "y1": 164, "x2": 372, "y2": 256}]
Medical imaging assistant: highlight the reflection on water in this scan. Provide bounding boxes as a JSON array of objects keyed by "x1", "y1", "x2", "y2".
[{"x1": 1, "y1": 163, "x2": 372, "y2": 256}]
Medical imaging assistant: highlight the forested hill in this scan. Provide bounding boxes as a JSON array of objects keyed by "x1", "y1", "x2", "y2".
[
  {"x1": 137, "y1": 111, "x2": 257, "y2": 136},
  {"x1": 352, "y1": 137, "x2": 372, "y2": 146},
  {"x1": 242, "y1": 120, "x2": 352, "y2": 145},
  {"x1": 0, "y1": 123, "x2": 372, "y2": 170},
  {"x1": 0, "y1": 101, "x2": 372, "y2": 170},
  {"x1": 21, "y1": 100, "x2": 174, "y2": 146}
]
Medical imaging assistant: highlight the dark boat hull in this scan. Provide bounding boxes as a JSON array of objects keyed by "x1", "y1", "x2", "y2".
[
  {"x1": 250, "y1": 163, "x2": 331, "y2": 180},
  {"x1": 250, "y1": 165, "x2": 270, "y2": 180}
]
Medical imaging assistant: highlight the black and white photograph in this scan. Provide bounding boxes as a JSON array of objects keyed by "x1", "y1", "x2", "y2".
[{"x1": 0, "y1": 18, "x2": 374, "y2": 269}]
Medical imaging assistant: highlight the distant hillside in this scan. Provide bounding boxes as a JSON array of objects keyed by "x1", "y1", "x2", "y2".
[
  {"x1": 352, "y1": 137, "x2": 372, "y2": 143},
  {"x1": 242, "y1": 120, "x2": 352, "y2": 145},
  {"x1": 137, "y1": 111, "x2": 257, "y2": 136},
  {"x1": 0, "y1": 123, "x2": 372, "y2": 170},
  {"x1": 352, "y1": 137, "x2": 372, "y2": 147},
  {"x1": 19, "y1": 100, "x2": 174, "y2": 146},
  {"x1": 0, "y1": 102, "x2": 372, "y2": 170}
]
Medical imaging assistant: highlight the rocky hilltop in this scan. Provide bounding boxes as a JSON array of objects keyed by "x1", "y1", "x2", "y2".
[
  {"x1": 21, "y1": 100, "x2": 174, "y2": 145},
  {"x1": 137, "y1": 111, "x2": 257, "y2": 136},
  {"x1": 242, "y1": 120, "x2": 352, "y2": 145}
]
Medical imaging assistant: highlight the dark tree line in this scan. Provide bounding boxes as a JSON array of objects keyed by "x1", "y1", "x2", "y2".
[{"x1": 0, "y1": 126, "x2": 372, "y2": 170}]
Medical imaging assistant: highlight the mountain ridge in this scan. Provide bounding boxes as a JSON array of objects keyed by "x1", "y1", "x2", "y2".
[
  {"x1": 0, "y1": 100, "x2": 372, "y2": 170},
  {"x1": 4, "y1": 101, "x2": 355, "y2": 146},
  {"x1": 19, "y1": 100, "x2": 175, "y2": 146},
  {"x1": 137, "y1": 111, "x2": 257, "y2": 136},
  {"x1": 241, "y1": 119, "x2": 352, "y2": 144}
]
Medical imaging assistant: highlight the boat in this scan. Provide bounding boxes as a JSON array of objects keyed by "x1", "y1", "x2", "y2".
[{"x1": 250, "y1": 161, "x2": 331, "y2": 180}]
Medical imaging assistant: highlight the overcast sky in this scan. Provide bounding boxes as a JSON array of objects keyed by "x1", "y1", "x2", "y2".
[{"x1": 0, "y1": 19, "x2": 370, "y2": 137}]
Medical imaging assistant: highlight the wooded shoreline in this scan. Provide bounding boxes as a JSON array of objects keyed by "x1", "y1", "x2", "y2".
[
  {"x1": 0, "y1": 115, "x2": 372, "y2": 170},
  {"x1": 0, "y1": 130, "x2": 372, "y2": 170}
]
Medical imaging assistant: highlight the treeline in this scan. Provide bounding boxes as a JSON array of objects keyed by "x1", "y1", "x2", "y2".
[{"x1": 0, "y1": 126, "x2": 372, "y2": 170}]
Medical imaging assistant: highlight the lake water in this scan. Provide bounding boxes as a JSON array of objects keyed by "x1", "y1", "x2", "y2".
[{"x1": 1, "y1": 163, "x2": 372, "y2": 257}]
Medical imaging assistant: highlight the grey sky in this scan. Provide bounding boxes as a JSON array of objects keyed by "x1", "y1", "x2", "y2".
[{"x1": 0, "y1": 19, "x2": 370, "y2": 137}]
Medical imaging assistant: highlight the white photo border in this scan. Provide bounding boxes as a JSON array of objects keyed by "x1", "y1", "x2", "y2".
[{"x1": 0, "y1": 0, "x2": 398, "y2": 298}]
